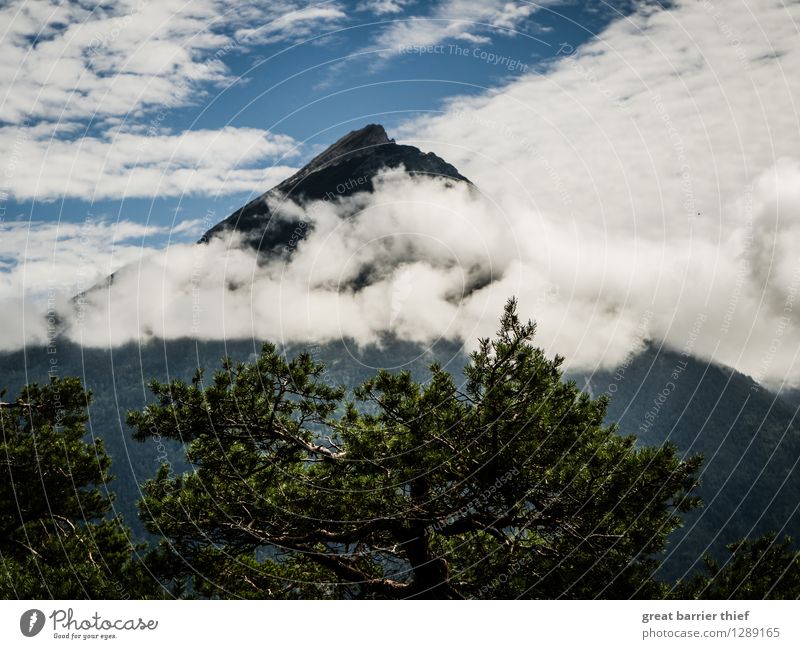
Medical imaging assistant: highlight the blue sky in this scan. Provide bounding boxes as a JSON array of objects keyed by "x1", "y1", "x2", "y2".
[{"x1": 0, "y1": 0, "x2": 640, "y2": 236}]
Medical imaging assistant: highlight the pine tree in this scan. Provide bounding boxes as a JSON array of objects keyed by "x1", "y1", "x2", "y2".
[
  {"x1": 131, "y1": 300, "x2": 703, "y2": 599},
  {"x1": 675, "y1": 533, "x2": 800, "y2": 598},
  {"x1": 0, "y1": 377, "x2": 156, "y2": 598}
]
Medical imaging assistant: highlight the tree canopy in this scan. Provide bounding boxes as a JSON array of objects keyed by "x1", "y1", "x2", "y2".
[
  {"x1": 129, "y1": 299, "x2": 703, "y2": 598},
  {"x1": 3, "y1": 301, "x2": 798, "y2": 599},
  {"x1": 675, "y1": 533, "x2": 800, "y2": 599},
  {"x1": 0, "y1": 377, "x2": 155, "y2": 598}
]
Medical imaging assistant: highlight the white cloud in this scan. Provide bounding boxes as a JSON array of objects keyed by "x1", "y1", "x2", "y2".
[
  {"x1": 396, "y1": 0, "x2": 800, "y2": 386},
  {"x1": 0, "y1": 0, "x2": 345, "y2": 126},
  {"x1": 0, "y1": 170, "x2": 659, "y2": 371},
  {"x1": 0, "y1": 125, "x2": 297, "y2": 201},
  {"x1": 10, "y1": 157, "x2": 800, "y2": 387},
  {"x1": 234, "y1": 5, "x2": 346, "y2": 44},
  {"x1": 42, "y1": 173, "x2": 500, "y2": 348},
  {"x1": 0, "y1": 1, "x2": 343, "y2": 201},
  {"x1": 357, "y1": 0, "x2": 412, "y2": 16},
  {"x1": 367, "y1": 0, "x2": 546, "y2": 56},
  {"x1": 0, "y1": 217, "x2": 200, "y2": 351}
]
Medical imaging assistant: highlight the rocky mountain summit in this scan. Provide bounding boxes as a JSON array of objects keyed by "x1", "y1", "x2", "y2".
[{"x1": 201, "y1": 124, "x2": 471, "y2": 254}]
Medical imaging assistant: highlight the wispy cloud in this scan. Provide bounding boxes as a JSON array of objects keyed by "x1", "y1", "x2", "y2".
[
  {"x1": 0, "y1": 0, "x2": 346, "y2": 126},
  {"x1": 356, "y1": 0, "x2": 413, "y2": 16},
  {"x1": 0, "y1": 1, "x2": 336, "y2": 201},
  {"x1": 365, "y1": 0, "x2": 550, "y2": 57},
  {"x1": 234, "y1": 4, "x2": 346, "y2": 44},
  {"x1": 0, "y1": 124, "x2": 297, "y2": 201}
]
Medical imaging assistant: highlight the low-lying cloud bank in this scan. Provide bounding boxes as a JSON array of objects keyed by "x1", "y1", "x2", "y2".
[{"x1": 6, "y1": 158, "x2": 800, "y2": 390}]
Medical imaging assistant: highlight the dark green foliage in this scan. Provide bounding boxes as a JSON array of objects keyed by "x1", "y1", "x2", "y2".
[
  {"x1": 675, "y1": 533, "x2": 800, "y2": 599},
  {"x1": 3, "y1": 332, "x2": 798, "y2": 583},
  {"x1": 0, "y1": 377, "x2": 157, "y2": 598},
  {"x1": 0, "y1": 337, "x2": 462, "y2": 541},
  {"x1": 130, "y1": 300, "x2": 703, "y2": 599},
  {"x1": 2, "y1": 305, "x2": 796, "y2": 599}
]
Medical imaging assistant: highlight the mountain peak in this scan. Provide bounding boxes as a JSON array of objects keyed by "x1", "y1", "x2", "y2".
[
  {"x1": 284, "y1": 124, "x2": 394, "y2": 183},
  {"x1": 202, "y1": 123, "x2": 471, "y2": 250},
  {"x1": 331, "y1": 123, "x2": 392, "y2": 151}
]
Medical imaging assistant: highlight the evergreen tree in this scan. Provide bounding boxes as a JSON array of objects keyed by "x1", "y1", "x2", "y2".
[
  {"x1": 0, "y1": 377, "x2": 156, "y2": 598},
  {"x1": 130, "y1": 300, "x2": 703, "y2": 599},
  {"x1": 675, "y1": 533, "x2": 800, "y2": 598}
]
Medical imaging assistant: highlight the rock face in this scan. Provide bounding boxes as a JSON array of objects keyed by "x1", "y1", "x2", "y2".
[{"x1": 200, "y1": 124, "x2": 471, "y2": 254}]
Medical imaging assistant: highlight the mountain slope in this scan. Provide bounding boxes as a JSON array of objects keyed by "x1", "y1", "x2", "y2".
[{"x1": 580, "y1": 346, "x2": 800, "y2": 580}]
